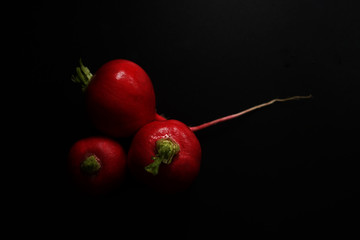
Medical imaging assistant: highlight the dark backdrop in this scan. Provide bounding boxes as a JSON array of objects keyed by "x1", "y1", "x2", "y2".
[{"x1": 26, "y1": 0, "x2": 359, "y2": 238}]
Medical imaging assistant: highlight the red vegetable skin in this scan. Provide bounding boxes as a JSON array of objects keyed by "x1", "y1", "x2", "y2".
[
  {"x1": 127, "y1": 95, "x2": 311, "y2": 193},
  {"x1": 127, "y1": 120, "x2": 201, "y2": 193},
  {"x1": 68, "y1": 137, "x2": 127, "y2": 195},
  {"x1": 72, "y1": 59, "x2": 158, "y2": 138}
]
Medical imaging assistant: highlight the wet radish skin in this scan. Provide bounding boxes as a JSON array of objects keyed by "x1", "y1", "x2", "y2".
[{"x1": 127, "y1": 120, "x2": 202, "y2": 193}]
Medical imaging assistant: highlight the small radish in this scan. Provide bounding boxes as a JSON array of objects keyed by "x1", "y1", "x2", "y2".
[
  {"x1": 127, "y1": 95, "x2": 311, "y2": 193},
  {"x1": 72, "y1": 59, "x2": 161, "y2": 138},
  {"x1": 68, "y1": 136, "x2": 127, "y2": 195}
]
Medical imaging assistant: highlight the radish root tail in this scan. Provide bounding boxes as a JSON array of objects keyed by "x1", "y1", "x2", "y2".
[{"x1": 189, "y1": 95, "x2": 312, "y2": 132}]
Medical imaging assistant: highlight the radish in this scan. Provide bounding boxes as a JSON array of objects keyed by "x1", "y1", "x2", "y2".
[
  {"x1": 68, "y1": 136, "x2": 127, "y2": 195},
  {"x1": 72, "y1": 59, "x2": 161, "y2": 138},
  {"x1": 127, "y1": 95, "x2": 311, "y2": 193},
  {"x1": 128, "y1": 120, "x2": 201, "y2": 193}
]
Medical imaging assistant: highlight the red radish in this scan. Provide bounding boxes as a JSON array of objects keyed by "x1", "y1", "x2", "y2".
[
  {"x1": 68, "y1": 136, "x2": 127, "y2": 195},
  {"x1": 72, "y1": 59, "x2": 161, "y2": 138},
  {"x1": 127, "y1": 95, "x2": 311, "y2": 193},
  {"x1": 127, "y1": 120, "x2": 201, "y2": 193}
]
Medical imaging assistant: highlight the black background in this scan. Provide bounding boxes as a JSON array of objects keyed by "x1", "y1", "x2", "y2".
[{"x1": 25, "y1": 0, "x2": 359, "y2": 238}]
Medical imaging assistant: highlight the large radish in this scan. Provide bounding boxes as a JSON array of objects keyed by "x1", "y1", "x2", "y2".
[{"x1": 72, "y1": 59, "x2": 163, "y2": 138}]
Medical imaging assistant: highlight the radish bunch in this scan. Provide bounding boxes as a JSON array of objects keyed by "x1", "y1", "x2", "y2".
[{"x1": 68, "y1": 59, "x2": 311, "y2": 194}]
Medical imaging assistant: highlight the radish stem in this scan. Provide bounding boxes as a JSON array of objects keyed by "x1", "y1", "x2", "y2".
[
  {"x1": 189, "y1": 95, "x2": 312, "y2": 132},
  {"x1": 71, "y1": 59, "x2": 93, "y2": 92},
  {"x1": 80, "y1": 155, "x2": 101, "y2": 175},
  {"x1": 145, "y1": 138, "x2": 180, "y2": 176}
]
